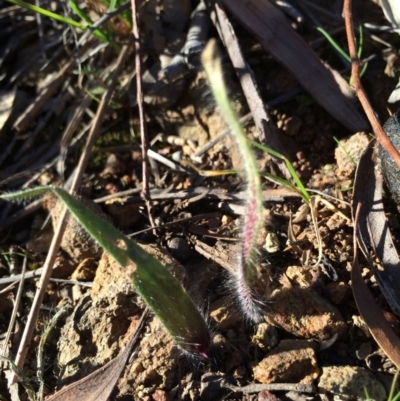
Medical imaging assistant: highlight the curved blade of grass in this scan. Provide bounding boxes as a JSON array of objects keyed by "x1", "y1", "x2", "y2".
[
  {"x1": 5, "y1": 0, "x2": 108, "y2": 42},
  {"x1": 202, "y1": 39, "x2": 265, "y2": 321},
  {"x1": 1, "y1": 187, "x2": 210, "y2": 357},
  {"x1": 262, "y1": 172, "x2": 299, "y2": 193},
  {"x1": 316, "y1": 27, "x2": 351, "y2": 63}
]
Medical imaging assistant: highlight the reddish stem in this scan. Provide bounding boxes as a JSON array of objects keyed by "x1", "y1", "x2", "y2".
[{"x1": 343, "y1": 0, "x2": 400, "y2": 169}]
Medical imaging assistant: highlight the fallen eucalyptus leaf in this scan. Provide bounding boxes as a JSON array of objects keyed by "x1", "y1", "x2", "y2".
[{"x1": 353, "y1": 145, "x2": 400, "y2": 315}]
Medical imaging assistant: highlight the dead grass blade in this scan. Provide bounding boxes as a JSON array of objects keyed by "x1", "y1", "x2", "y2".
[
  {"x1": 219, "y1": 0, "x2": 368, "y2": 132},
  {"x1": 45, "y1": 309, "x2": 149, "y2": 401},
  {"x1": 352, "y1": 146, "x2": 400, "y2": 315}
]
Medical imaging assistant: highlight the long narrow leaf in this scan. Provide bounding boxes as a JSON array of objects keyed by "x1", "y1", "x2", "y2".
[
  {"x1": 202, "y1": 39, "x2": 265, "y2": 321},
  {"x1": 1, "y1": 187, "x2": 211, "y2": 357}
]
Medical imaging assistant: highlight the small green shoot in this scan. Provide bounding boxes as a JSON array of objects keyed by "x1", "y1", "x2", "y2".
[
  {"x1": 250, "y1": 140, "x2": 324, "y2": 267},
  {"x1": 202, "y1": 39, "x2": 265, "y2": 321},
  {"x1": 316, "y1": 26, "x2": 368, "y2": 80},
  {"x1": 0, "y1": 187, "x2": 211, "y2": 357},
  {"x1": 250, "y1": 140, "x2": 311, "y2": 203}
]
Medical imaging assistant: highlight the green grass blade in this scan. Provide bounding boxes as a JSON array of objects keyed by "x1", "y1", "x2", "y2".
[
  {"x1": 5, "y1": 0, "x2": 108, "y2": 42},
  {"x1": 1, "y1": 187, "x2": 211, "y2": 357},
  {"x1": 109, "y1": 0, "x2": 118, "y2": 10},
  {"x1": 202, "y1": 39, "x2": 265, "y2": 321},
  {"x1": 69, "y1": 0, "x2": 93, "y2": 25},
  {"x1": 68, "y1": 0, "x2": 110, "y2": 42},
  {"x1": 6, "y1": 0, "x2": 84, "y2": 28},
  {"x1": 262, "y1": 172, "x2": 299, "y2": 193},
  {"x1": 316, "y1": 27, "x2": 351, "y2": 63},
  {"x1": 316, "y1": 26, "x2": 368, "y2": 80},
  {"x1": 333, "y1": 136, "x2": 357, "y2": 166},
  {"x1": 388, "y1": 370, "x2": 400, "y2": 401},
  {"x1": 357, "y1": 24, "x2": 364, "y2": 59},
  {"x1": 360, "y1": 61, "x2": 368, "y2": 78}
]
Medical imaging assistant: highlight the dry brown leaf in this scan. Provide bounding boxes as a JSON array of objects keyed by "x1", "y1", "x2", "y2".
[
  {"x1": 352, "y1": 146, "x2": 400, "y2": 315},
  {"x1": 45, "y1": 310, "x2": 148, "y2": 401}
]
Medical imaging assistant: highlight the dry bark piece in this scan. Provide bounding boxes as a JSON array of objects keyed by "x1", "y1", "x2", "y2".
[
  {"x1": 47, "y1": 309, "x2": 149, "y2": 401},
  {"x1": 352, "y1": 146, "x2": 400, "y2": 367},
  {"x1": 219, "y1": 0, "x2": 368, "y2": 133}
]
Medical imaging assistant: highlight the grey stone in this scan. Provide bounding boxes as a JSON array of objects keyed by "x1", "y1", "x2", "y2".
[{"x1": 318, "y1": 366, "x2": 386, "y2": 401}]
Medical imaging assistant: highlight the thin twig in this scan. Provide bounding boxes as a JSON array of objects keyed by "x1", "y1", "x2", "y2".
[
  {"x1": 1, "y1": 256, "x2": 26, "y2": 370},
  {"x1": 223, "y1": 381, "x2": 316, "y2": 394},
  {"x1": 131, "y1": 0, "x2": 155, "y2": 228},
  {"x1": 343, "y1": 0, "x2": 400, "y2": 169}
]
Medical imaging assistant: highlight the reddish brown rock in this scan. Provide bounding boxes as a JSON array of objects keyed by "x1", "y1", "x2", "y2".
[
  {"x1": 253, "y1": 339, "x2": 320, "y2": 385},
  {"x1": 264, "y1": 286, "x2": 347, "y2": 340}
]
